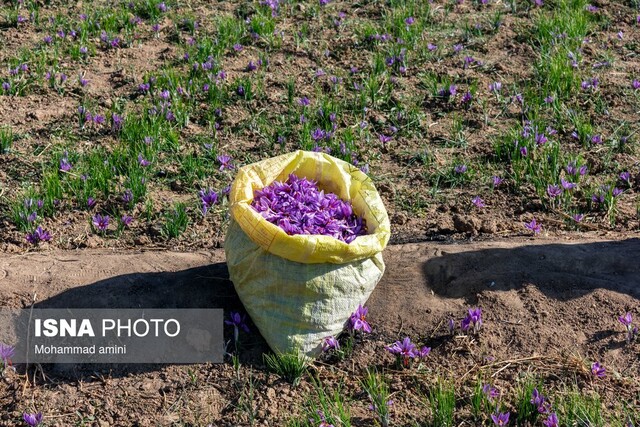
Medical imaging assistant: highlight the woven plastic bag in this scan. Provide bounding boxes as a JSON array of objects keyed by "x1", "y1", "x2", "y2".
[{"x1": 225, "y1": 150, "x2": 390, "y2": 356}]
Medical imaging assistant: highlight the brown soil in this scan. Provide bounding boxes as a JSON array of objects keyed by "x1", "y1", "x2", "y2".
[{"x1": 0, "y1": 238, "x2": 638, "y2": 426}]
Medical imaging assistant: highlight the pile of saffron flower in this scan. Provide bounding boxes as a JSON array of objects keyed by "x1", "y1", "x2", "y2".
[{"x1": 251, "y1": 174, "x2": 366, "y2": 243}]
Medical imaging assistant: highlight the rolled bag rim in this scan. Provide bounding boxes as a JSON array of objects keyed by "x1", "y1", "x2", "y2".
[{"x1": 228, "y1": 150, "x2": 391, "y2": 264}]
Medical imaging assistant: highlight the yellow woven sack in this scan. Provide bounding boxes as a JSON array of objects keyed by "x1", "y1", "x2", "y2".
[{"x1": 225, "y1": 150, "x2": 390, "y2": 356}]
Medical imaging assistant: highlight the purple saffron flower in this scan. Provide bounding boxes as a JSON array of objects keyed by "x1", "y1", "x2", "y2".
[
  {"x1": 633, "y1": 80, "x2": 640, "y2": 90},
  {"x1": 489, "y1": 81, "x2": 502, "y2": 93},
  {"x1": 378, "y1": 134, "x2": 392, "y2": 145},
  {"x1": 22, "y1": 412, "x2": 43, "y2": 426},
  {"x1": 547, "y1": 184, "x2": 563, "y2": 198},
  {"x1": 59, "y1": 157, "x2": 72, "y2": 172},
  {"x1": 572, "y1": 213, "x2": 584, "y2": 222},
  {"x1": 619, "y1": 171, "x2": 631, "y2": 183},
  {"x1": 199, "y1": 189, "x2": 218, "y2": 215},
  {"x1": 157, "y1": 2, "x2": 167, "y2": 12},
  {"x1": 619, "y1": 312, "x2": 633, "y2": 327},
  {"x1": 120, "y1": 215, "x2": 133, "y2": 227},
  {"x1": 535, "y1": 132, "x2": 548, "y2": 145},
  {"x1": 416, "y1": 346, "x2": 431, "y2": 358},
  {"x1": 322, "y1": 336, "x2": 340, "y2": 352},
  {"x1": 225, "y1": 311, "x2": 250, "y2": 333},
  {"x1": 25, "y1": 227, "x2": 52, "y2": 244},
  {"x1": 591, "y1": 134, "x2": 602, "y2": 144},
  {"x1": 298, "y1": 96, "x2": 310, "y2": 106},
  {"x1": 447, "y1": 318, "x2": 456, "y2": 334},
  {"x1": 92, "y1": 214, "x2": 109, "y2": 232},
  {"x1": 225, "y1": 311, "x2": 249, "y2": 344},
  {"x1": 349, "y1": 305, "x2": 371, "y2": 333},
  {"x1": 461, "y1": 307, "x2": 482, "y2": 333},
  {"x1": 1, "y1": 82, "x2": 9, "y2": 92},
  {"x1": 217, "y1": 155, "x2": 234, "y2": 171},
  {"x1": 542, "y1": 413, "x2": 559, "y2": 427},
  {"x1": 86, "y1": 197, "x2": 96, "y2": 208},
  {"x1": 613, "y1": 187, "x2": 623, "y2": 197},
  {"x1": 138, "y1": 154, "x2": 150, "y2": 167},
  {"x1": 561, "y1": 179, "x2": 576, "y2": 190},
  {"x1": 405, "y1": 16, "x2": 415, "y2": 25},
  {"x1": 520, "y1": 146, "x2": 528, "y2": 157},
  {"x1": 591, "y1": 361, "x2": 605, "y2": 378},
  {"x1": 471, "y1": 196, "x2": 485, "y2": 208},
  {"x1": 385, "y1": 337, "x2": 417, "y2": 367},
  {"x1": 491, "y1": 176, "x2": 503, "y2": 188},
  {"x1": 462, "y1": 91, "x2": 473, "y2": 104},
  {"x1": 454, "y1": 164, "x2": 467, "y2": 174},
  {"x1": 491, "y1": 411, "x2": 510, "y2": 426},
  {"x1": 482, "y1": 384, "x2": 499, "y2": 401},
  {"x1": 531, "y1": 388, "x2": 549, "y2": 413},
  {"x1": 579, "y1": 165, "x2": 588, "y2": 176},
  {"x1": 246, "y1": 61, "x2": 258, "y2": 72},
  {"x1": 524, "y1": 218, "x2": 541, "y2": 234},
  {"x1": 43, "y1": 35, "x2": 53, "y2": 44},
  {"x1": 0, "y1": 342, "x2": 15, "y2": 365}
]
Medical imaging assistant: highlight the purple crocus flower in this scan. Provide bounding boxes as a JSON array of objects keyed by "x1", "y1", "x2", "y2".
[
  {"x1": 492, "y1": 176, "x2": 503, "y2": 188},
  {"x1": 416, "y1": 346, "x2": 431, "y2": 358},
  {"x1": 520, "y1": 146, "x2": 528, "y2": 157},
  {"x1": 23, "y1": 412, "x2": 43, "y2": 426},
  {"x1": 491, "y1": 411, "x2": 509, "y2": 426},
  {"x1": 322, "y1": 336, "x2": 340, "y2": 352},
  {"x1": 619, "y1": 171, "x2": 631, "y2": 182},
  {"x1": 542, "y1": 413, "x2": 559, "y2": 427},
  {"x1": 591, "y1": 134, "x2": 602, "y2": 144},
  {"x1": 547, "y1": 184, "x2": 562, "y2": 198},
  {"x1": 1, "y1": 82, "x2": 9, "y2": 92},
  {"x1": 535, "y1": 132, "x2": 548, "y2": 145},
  {"x1": 298, "y1": 96, "x2": 310, "y2": 106},
  {"x1": 0, "y1": 342, "x2": 15, "y2": 365},
  {"x1": 199, "y1": 189, "x2": 218, "y2": 215},
  {"x1": 489, "y1": 81, "x2": 502, "y2": 93},
  {"x1": 59, "y1": 156, "x2": 72, "y2": 172},
  {"x1": 120, "y1": 215, "x2": 133, "y2": 227},
  {"x1": 572, "y1": 213, "x2": 584, "y2": 222},
  {"x1": 524, "y1": 218, "x2": 541, "y2": 234},
  {"x1": 92, "y1": 214, "x2": 109, "y2": 232},
  {"x1": 385, "y1": 337, "x2": 417, "y2": 367},
  {"x1": 619, "y1": 312, "x2": 633, "y2": 326},
  {"x1": 217, "y1": 155, "x2": 233, "y2": 171},
  {"x1": 378, "y1": 134, "x2": 392, "y2": 145},
  {"x1": 561, "y1": 179, "x2": 576, "y2": 190},
  {"x1": 471, "y1": 196, "x2": 485, "y2": 208},
  {"x1": 246, "y1": 61, "x2": 258, "y2": 72},
  {"x1": 138, "y1": 154, "x2": 150, "y2": 167},
  {"x1": 531, "y1": 388, "x2": 549, "y2": 413},
  {"x1": 26, "y1": 226, "x2": 51, "y2": 245},
  {"x1": 349, "y1": 304, "x2": 371, "y2": 333},
  {"x1": 405, "y1": 16, "x2": 415, "y2": 25},
  {"x1": 86, "y1": 197, "x2": 96, "y2": 209},
  {"x1": 454, "y1": 164, "x2": 467, "y2": 174},
  {"x1": 461, "y1": 91, "x2": 473, "y2": 104},
  {"x1": 225, "y1": 311, "x2": 249, "y2": 344},
  {"x1": 591, "y1": 361, "x2": 605, "y2": 378},
  {"x1": 482, "y1": 384, "x2": 499, "y2": 401},
  {"x1": 461, "y1": 307, "x2": 482, "y2": 333}
]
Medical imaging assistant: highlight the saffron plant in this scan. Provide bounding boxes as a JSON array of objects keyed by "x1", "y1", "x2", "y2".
[
  {"x1": 348, "y1": 304, "x2": 371, "y2": 334},
  {"x1": 618, "y1": 312, "x2": 638, "y2": 344},
  {"x1": 461, "y1": 307, "x2": 483, "y2": 334},
  {"x1": 385, "y1": 336, "x2": 430, "y2": 368},
  {"x1": 0, "y1": 342, "x2": 15, "y2": 370}
]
